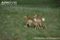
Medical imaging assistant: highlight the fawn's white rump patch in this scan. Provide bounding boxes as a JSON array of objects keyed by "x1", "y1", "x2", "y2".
[{"x1": 42, "y1": 18, "x2": 45, "y2": 21}]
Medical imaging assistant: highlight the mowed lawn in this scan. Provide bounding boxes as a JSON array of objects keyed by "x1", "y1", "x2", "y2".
[{"x1": 0, "y1": 6, "x2": 60, "y2": 40}]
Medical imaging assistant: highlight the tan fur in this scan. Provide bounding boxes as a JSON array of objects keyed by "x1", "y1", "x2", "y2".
[
  {"x1": 24, "y1": 16, "x2": 33, "y2": 27},
  {"x1": 24, "y1": 15, "x2": 45, "y2": 29},
  {"x1": 33, "y1": 14, "x2": 45, "y2": 29}
]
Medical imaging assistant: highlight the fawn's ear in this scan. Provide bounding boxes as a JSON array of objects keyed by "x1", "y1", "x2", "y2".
[
  {"x1": 33, "y1": 14, "x2": 37, "y2": 17},
  {"x1": 24, "y1": 16, "x2": 27, "y2": 19}
]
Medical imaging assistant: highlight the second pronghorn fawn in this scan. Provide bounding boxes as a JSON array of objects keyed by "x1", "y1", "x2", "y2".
[{"x1": 33, "y1": 14, "x2": 45, "y2": 29}]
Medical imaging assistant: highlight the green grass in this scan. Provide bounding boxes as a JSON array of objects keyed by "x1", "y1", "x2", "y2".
[{"x1": 0, "y1": 6, "x2": 60, "y2": 40}]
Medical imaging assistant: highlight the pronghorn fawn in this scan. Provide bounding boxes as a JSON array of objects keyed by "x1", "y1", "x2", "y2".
[
  {"x1": 33, "y1": 14, "x2": 45, "y2": 29},
  {"x1": 24, "y1": 16, "x2": 33, "y2": 27},
  {"x1": 24, "y1": 15, "x2": 39, "y2": 28}
]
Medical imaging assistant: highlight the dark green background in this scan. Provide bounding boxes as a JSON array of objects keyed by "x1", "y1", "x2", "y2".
[
  {"x1": 0, "y1": 0, "x2": 60, "y2": 40},
  {"x1": 0, "y1": 0, "x2": 60, "y2": 7}
]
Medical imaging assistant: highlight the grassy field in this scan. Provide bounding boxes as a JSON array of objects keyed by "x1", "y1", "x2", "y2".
[{"x1": 0, "y1": 6, "x2": 60, "y2": 40}]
